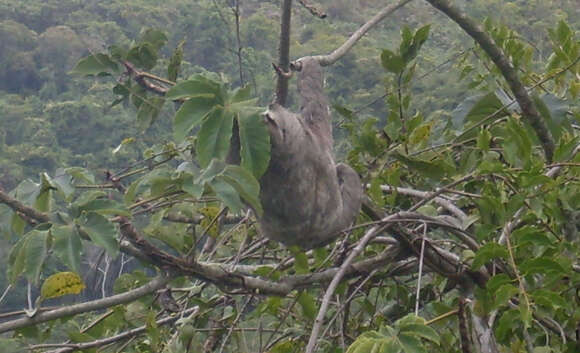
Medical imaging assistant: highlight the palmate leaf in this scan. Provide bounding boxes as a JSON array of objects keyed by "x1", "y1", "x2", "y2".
[
  {"x1": 165, "y1": 75, "x2": 223, "y2": 101},
  {"x1": 196, "y1": 107, "x2": 234, "y2": 168},
  {"x1": 238, "y1": 109, "x2": 270, "y2": 178},
  {"x1": 51, "y1": 225, "x2": 82, "y2": 273},
  {"x1": 173, "y1": 97, "x2": 218, "y2": 142},
  {"x1": 78, "y1": 211, "x2": 119, "y2": 257},
  {"x1": 8, "y1": 230, "x2": 49, "y2": 284}
]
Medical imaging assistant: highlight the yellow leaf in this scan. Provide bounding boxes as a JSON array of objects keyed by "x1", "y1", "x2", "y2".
[
  {"x1": 40, "y1": 271, "x2": 85, "y2": 300},
  {"x1": 199, "y1": 206, "x2": 220, "y2": 238}
]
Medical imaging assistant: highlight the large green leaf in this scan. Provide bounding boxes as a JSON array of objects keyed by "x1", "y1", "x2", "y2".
[
  {"x1": 397, "y1": 333, "x2": 427, "y2": 353},
  {"x1": 165, "y1": 75, "x2": 222, "y2": 101},
  {"x1": 24, "y1": 230, "x2": 49, "y2": 284},
  {"x1": 51, "y1": 225, "x2": 83, "y2": 273},
  {"x1": 70, "y1": 54, "x2": 118, "y2": 76},
  {"x1": 173, "y1": 97, "x2": 217, "y2": 142},
  {"x1": 238, "y1": 110, "x2": 271, "y2": 178},
  {"x1": 78, "y1": 212, "x2": 119, "y2": 257},
  {"x1": 208, "y1": 178, "x2": 244, "y2": 214},
  {"x1": 398, "y1": 324, "x2": 439, "y2": 345},
  {"x1": 75, "y1": 198, "x2": 130, "y2": 217},
  {"x1": 196, "y1": 107, "x2": 233, "y2": 168},
  {"x1": 220, "y1": 166, "x2": 262, "y2": 215}
]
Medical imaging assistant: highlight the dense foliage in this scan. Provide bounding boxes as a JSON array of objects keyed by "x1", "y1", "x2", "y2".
[{"x1": 0, "y1": 0, "x2": 579, "y2": 352}]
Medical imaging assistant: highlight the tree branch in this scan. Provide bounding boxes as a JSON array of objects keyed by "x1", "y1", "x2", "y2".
[
  {"x1": 38, "y1": 306, "x2": 199, "y2": 353},
  {"x1": 0, "y1": 189, "x2": 50, "y2": 223},
  {"x1": 424, "y1": 0, "x2": 555, "y2": 161},
  {"x1": 0, "y1": 275, "x2": 169, "y2": 334},
  {"x1": 312, "y1": 0, "x2": 413, "y2": 66},
  {"x1": 274, "y1": 0, "x2": 293, "y2": 106}
]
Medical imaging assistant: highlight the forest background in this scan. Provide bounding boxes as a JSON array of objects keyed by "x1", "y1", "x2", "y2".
[{"x1": 0, "y1": 0, "x2": 579, "y2": 352}]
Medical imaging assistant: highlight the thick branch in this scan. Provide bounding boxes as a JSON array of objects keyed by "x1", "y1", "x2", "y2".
[
  {"x1": 274, "y1": 0, "x2": 293, "y2": 106},
  {"x1": 0, "y1": 189, "x2": 50, "y2": 223},
  {"x1": 312, "y1": 0, "x2": 413, "y2": 66},
  {"x1": 0, "y1": 276, "x2": 168, "y2": 334},
  {"x1": 424, "y1": 0, "x2": 555, "y2": 161}
]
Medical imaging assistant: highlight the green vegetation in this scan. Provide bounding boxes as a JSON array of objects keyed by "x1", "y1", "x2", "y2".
[{"x1": 0, "y1": 0, "x2": 578, "y2": 352}]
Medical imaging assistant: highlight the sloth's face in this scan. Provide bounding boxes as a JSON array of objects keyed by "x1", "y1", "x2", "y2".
[{"x1": 263, "y1": 104, "x2": 302, "y2": 150}]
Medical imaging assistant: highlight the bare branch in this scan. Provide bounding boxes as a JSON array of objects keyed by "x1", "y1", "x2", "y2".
[
  {"x1": 274, "y1": 0, "x2": 293, "y2": 105},
  {"x1": 312, "y1": 0, "x2": 414, "y2": 66},
  {"x1": 424, "y1": 0, "x2": 555, "y2": 161}
]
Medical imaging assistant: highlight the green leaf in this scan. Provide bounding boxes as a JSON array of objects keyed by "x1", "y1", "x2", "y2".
[
  {"x1": 25, "y1": 230, "x2": 49, "y2": 284},
  {"x1": 51, "y1": 225, "x2": 82, "y2": 273},
  {"x1": 472, "y1": 243, "x2": 508, "y2": 269},
  {"x1": 70, "y1": 54, "x2": 118, "y2": 76},
  {"x1": 452, "y1": 92, "x2": 506, "y2": 132},
  {"x1": 532, "y1": 289, "x2": 570, "y2": 311},
  {"x1": 532, "y1": 93, "x2": 571, "y2": 141},
  {"x1": 196, "y1": 159, "x2": 227, "y2": 185},
  {"x1": 196, "y1": 107, "x2": 233, "y2": 167},
  {"x1": 220, "y1": 165, "x2": 262, "y2": 215},
  {"x1": 127, "y1": 43, "x2": 158, "y2": 70},
  {"x1": 392, "y1": 152, "x2": 454, "y2": 180},
  {"x1": 78, "y1": 212, "x2": 119, "y2": 257},
  {"x1": 137, "y1": 96, "x2": 165, "y2": 130},
  {"x1": 8, "y1": 237, "x2": 28, "y2": 283},
  {"x1": 477, "y1": 128, "x2": 492, "y2": 152},
  {"x1": 209, "y1": 178, "x2": 244, "y2": 214},
  {"x1": 297, "y1": 291, "x2": 317, "y2": 320},
  {"x1": 165, "y1": 75, "x2": 222, "y2": 101},
  {"x1": 140, "y1": 28, "x2": 168, "y2": 51},
  {"x1": 75, "y1": 199, "x2": 130, "y2": 217},
  {"x1": 173, "y1": 97, "x2": 217, "y2": 142},
  {"x1": 397, "y1": 332, "x2": 427, "y2": 353},
  {"x1": 493, "y1": 284, "x2": 518, "y2": 309},
  {"x1": 398, "y1": 324, "x2": 439, "y2": 345},
  {"x1": 238, "y1": 110, "x2": 271, "y2": 178},
  {"x1": 502, "y1": 117, "x2": 532, "y2": 168},
  {"x1": 291, "y1": 247, "x2": 309, "y2": 275},
  {"x1": 381, "y1": 49, "x2": 405, "y2": 74},
  {"x1": 519, "y1": 257, "x2": 567, "y2": 276}
]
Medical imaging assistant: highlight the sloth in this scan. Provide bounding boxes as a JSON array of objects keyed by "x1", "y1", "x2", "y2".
[{"x1": 258, "y1": 57, "x2": 363, "y2": 249}]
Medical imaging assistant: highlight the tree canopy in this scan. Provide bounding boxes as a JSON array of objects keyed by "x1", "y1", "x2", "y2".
[{"x1": 0, "y1": 0, "x2": 579, "y2": 352}]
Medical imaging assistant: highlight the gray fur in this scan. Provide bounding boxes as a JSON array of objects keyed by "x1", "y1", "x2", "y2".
[{"x1": 259, "y1": 57, "x2": 363, "y2": 249}]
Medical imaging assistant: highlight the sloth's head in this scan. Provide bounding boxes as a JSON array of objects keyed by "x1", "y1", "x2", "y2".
[{"x1": 264, "y1": 103, "x2": 303, "y2": 150}]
